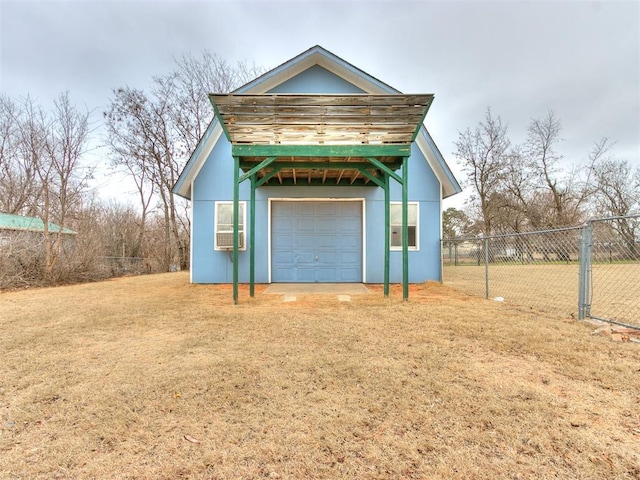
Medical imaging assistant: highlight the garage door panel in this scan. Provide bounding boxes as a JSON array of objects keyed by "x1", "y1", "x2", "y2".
[
  {"x1": 340, "y1": 268, "x2": 360, "y2": 282},
  {"x1": 316, "y1": 203, "x2": 338, "y2": 215},
  {"x1": 297, "y1": 203, "x2": 316, "y2": 215},
  {"x1": 272, "y1": 234, "x2": 293, "y2": 249},
  {"x1": 339, "y1": 251, "x2": 360, "y2": 263},
  {"x1": 296, "y1": 235, "x2": 316, "y2": 248},
  {"x1": 338, "y1": 218, "x2": 359, "y2": 232},
  {"x1": 296, "y1": 267, "x2": 316, "y2": 282},
  {"x1": 272, "y1": 201, "x2": 362, "y2": 283},
  {"x1": 295, "y1": 251, "x2": 315, "y2": 264},
  {"x1": 317, "y1": 235, "x2": 339, "y2": 249},
  {"x1": 273, "y1": 216, "x2": 293, "y2": 230},
  {"x1": 317, "y1": 268, "x2": 339, "y2": 282},
  {"x1": 296, "y1": 218, "x2": 315, "y2": 231},
  {"x1": 317, "y1": 218, "x2": 337, "y2": 230},
  {"x1": 340, "y1": 234, "x2": 360, "y2": 249},
  {"x1": 277, "y1": 203, "x2": 294, "y2": 214},
  {"x1": 273, "y1": 252, "x2": 294, "y2": 265},
  {"x1": 317, "y1": 252, "x2": 337, "y2": 263}
]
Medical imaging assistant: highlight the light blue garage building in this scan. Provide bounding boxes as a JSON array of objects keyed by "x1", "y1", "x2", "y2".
[{"x1": 173, "y1": 46, "x2": 461, "y2": 302}]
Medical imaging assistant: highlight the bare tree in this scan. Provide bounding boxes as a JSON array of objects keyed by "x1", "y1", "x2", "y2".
[
  {"x1": 523, "y1": 112, "x2": 592, "y2": 227},
  {"x1": 12, "y1": 93, "x2": 91, "y2": 277},
  {"x1": 442, "y1": 207, "x2": 472, "y2": 238},
  {"x1": 589, "y1": 138, "x2": 640, "y2": 257},
  {"x1": 166, "y1": 50, "x2": 263, "y2": 155},
  {"x1": 38, "y1": 92, "x2": 91, "y2": 277},
  {"x1": 103, "y1": 89, "x2": 156, "y2": 263},
  {"x1": 589, "y1": 138, "x2": 639, "y2": 217},
  {"x1": 454, "y1": 108, "x2": 511, "y2": 234},
  {"x1": 0, "y1": 95, "x2": 41, "y2": 215},
  {"x1": 104, "y1": 50, "x2": 263, "y2": 271},
  {"x1": 104, "y1": 86, "x2": 182, "y2": 271}
]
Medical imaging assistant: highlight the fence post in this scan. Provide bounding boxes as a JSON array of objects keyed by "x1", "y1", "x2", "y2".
[
  {"x1": 578, "y1": 222, "x2": 592, "y2": 320},
  {"x1": 484, "y1": 237, "x2": 489, "y2": 299}
]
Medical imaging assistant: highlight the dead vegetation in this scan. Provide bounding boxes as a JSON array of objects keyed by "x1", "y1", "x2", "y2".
[{"x1": 1, "y1": 273, "x2": 639, "y2": 479}]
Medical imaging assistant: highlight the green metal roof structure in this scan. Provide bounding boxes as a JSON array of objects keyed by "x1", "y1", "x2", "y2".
[{"x1": 0, "y1": 213, "x2": 76, "y2": 235}]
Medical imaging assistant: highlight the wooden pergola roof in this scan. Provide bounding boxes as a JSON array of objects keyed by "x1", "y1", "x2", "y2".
[
  {"x1": 210, "y1": 94, "x2": 433, "y2": 186},
  {"x1": 209, "y1": 93, "x2": 431, "y2": 303}
]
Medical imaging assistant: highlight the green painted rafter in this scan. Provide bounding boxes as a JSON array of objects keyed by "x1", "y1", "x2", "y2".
[
  {"x1": 238, "y1": 157, "x2": 277, "y2": 183},
  {"x1": 366, "y1": 157, "x2": 402, "y2": 184},
  {"x1": 410, "y1": 96, "x2": 433, "y2": 142},
  {"x1": 241, "y1": 161, "x2": 401, "y2": 171}
]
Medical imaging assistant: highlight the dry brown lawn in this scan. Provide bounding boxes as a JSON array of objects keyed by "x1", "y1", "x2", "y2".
[{"x1": 1, "y1": 273, "x2": 639, "y2": 479}]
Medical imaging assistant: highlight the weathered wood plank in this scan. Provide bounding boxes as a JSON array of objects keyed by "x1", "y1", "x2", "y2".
[{"x1": 211, "y1": 93, "x2": 432, "y2": 148}]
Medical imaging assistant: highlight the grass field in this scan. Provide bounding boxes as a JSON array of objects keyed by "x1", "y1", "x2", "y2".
[
  {"x1": 1, "y1": 273, "x2": 639, "y2": 479},
  {"x1": 444, "y1": 263, "x2": 640, "y2": 327}
]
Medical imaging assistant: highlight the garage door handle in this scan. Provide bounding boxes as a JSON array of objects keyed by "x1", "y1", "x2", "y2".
[{"x1": 315, "y1": 256, "x2": 318, "y2": 261}]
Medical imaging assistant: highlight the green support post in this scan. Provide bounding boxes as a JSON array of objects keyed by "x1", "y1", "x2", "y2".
[
  {"x1": 402, "y1": 156, "x2": 409, "y2": 301},
  {"x1": 232, "y1": 155, "x2": 240, "y2": 304},
  {"x1": 384, "y1": 172, "x2": 390, "y2": 297},
  {"x1": 249, "y1": 174, "x2": 256, "y2": 297}
]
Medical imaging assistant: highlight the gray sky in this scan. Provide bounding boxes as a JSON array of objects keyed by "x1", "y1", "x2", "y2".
[{"x1": 1, "y1": 0, "x2": 638, "y2": 208}]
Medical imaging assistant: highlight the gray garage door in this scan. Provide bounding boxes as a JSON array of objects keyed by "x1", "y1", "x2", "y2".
[{"x1": 272, "y1": 201, "x2": 362, "y2": 282}]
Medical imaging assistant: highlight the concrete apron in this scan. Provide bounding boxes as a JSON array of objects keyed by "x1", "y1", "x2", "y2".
[{"x1": 263, "y1": 283, "x2": 370, "y2": 295}]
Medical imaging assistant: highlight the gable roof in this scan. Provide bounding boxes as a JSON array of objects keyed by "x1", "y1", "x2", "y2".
[
  {"x1": 173, "y1": 45, "x2": 461, "y2": 199},
  {"x1": 234, "y1": 45, "x2": 398, "y2": 95},
  {"x1": 0, "y1": 213, "x2": 76, "y2": 235}
]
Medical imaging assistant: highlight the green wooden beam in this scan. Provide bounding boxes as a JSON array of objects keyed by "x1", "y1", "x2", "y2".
[
  {"x1": 357, "y1": 169, "x2": 385, "y2": 188},
  {"x1": 238, "y1": 157, "x2": 277, "y2": 183},
  {"x1": 384, "y1": 172, "x2": 390, "y2": 297},
  {"x1": 255, "y1": 166, "x2": 283, "y2": 188},
  {"x1": 366, "y1": 157, "x2": 402, "y2": 184},
  {"x1": 239, "y1": 161, "x2": 401, "y2": 171},
  {"x1": 249, "y1": 174, "x2": 256, "y2": 297},
  {"x1": 240, "y1": 160, "x2": 401, "y2": 171},
  {"x1": 257, "y1": 178, "x2": 377, "y2": 187},
  {"x1": 232, "y1": 143, "x2": 411, "y2": 158},
  {"x1": 402, "y1": 156, "x2": 409, "y2": 301},
  {"x1": 410, "y1": 97, "x2": 433, "y2": 142},
  {"x1": 209, "y1": 97, "x2": 232, "y2": 142},
  {"x1": 232, "y1": 155, "x2": 240, "y2": 304}
]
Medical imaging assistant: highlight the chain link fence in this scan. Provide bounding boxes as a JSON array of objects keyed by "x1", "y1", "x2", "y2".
[
  {"x1": 95, "y1": 256, "x2": 150, "y2": 276},
  {"x1": 442, "y1": 214, "x2": 640, "y2": 329}
]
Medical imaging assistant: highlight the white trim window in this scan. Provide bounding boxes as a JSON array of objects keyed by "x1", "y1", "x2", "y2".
[
  {"x1": 390, "y1": 202, "x2": 419, "y2": 250},
  {"x1": 214, "y1": 201, "x2": 246, "y2": 250}
]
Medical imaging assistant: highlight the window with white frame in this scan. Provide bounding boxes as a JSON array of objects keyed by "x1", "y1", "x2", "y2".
[
  {"x1": 390, "y1": 202, "x2": 419, "y2": 250},
  {"x1": 214, "y1": 201, "x2": 246, "y2": 250}
]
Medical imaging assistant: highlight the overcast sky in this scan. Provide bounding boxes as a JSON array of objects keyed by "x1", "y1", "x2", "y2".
[{"x1": 1, "y1": 0, "x2": 638, "y2": 208}]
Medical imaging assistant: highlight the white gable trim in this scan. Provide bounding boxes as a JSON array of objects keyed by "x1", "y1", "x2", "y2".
[
  {"x1": 236, "y1": 49, "x2": 395, "y2": 95},
  {"x1": 172, "y1": 46, "x2": 461, "y2": 200},
  {"x1": 415, "y1": 128, "x2": 460, "y2": 198},
  {"x1": 174, "y1": 121, "x2": 223, "y2": 199}
]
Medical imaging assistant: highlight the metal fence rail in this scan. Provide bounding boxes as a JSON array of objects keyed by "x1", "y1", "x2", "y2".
[
  {"x1": 96, "y1": 256, "x2": 149, "y2": 276},
  {"x1": 442, "y1": 214, "x2": 640, "y2": 329}
]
